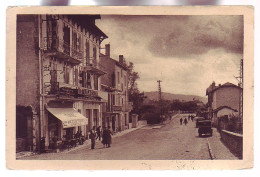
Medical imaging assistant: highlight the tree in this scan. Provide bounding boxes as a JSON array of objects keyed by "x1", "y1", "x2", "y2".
[
  {"x1": 127, "y1": 62, "x2": 140, "y2": 96},
  {"x1": 127, "y1": 62, "x2": 146, "y2": 115}
]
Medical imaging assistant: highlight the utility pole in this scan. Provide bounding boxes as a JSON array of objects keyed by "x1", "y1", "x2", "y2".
[
  {"x1": 157, "y1": 80, "x2": 162, "y2": 119},
  {"x1": 234, "y1": 59, "x2": 243, "y2": 127}
]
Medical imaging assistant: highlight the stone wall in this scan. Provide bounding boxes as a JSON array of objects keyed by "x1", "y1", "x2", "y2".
[{"x1": 220, "y1": 130, "x2": 243, "y2": 159}]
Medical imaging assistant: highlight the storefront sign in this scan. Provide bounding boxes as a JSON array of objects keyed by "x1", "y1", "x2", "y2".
[{"x1": 47, "y1": 108, "x2": 88, "y2": 129}]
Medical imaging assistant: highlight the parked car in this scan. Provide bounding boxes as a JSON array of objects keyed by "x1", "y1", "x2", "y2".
[
  {"x1": 195, "y1": 117, "x2": 205, "y2": 128},
  {"x1": 197, "y1": 120, "x2": 213, "y2": 137}
]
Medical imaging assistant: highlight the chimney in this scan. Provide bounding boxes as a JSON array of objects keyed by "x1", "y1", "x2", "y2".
[
  {"x1": 119, "y1": 55, "x2": 124, "y2": 63},
  {"x1": 105, "y1": 44, "x2": 110, "y2": 57},
  {"x1": 212, "y1": 81, "x2": 215, "y2": 89}
]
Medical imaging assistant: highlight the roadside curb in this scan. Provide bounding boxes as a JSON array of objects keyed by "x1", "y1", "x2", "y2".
[{"x1": 207, "y1": 138, "x2": 216, "y2": 160}]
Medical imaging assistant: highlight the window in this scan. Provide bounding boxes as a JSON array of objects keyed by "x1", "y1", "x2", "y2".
[
  {"x1": 85, "y1": 40, "x2": 90, "y2": 65},
  {"x1": 74, "y1": 67, "x2": 78, "y2": 86},
  {"x1": 93, "y1": 46, "x2": 97, "y2": 66},
  {"x1": 94, "y1": 75, "x2": 98, "y2": 90},
  {"x1": 72, "y1": 32, "x2": 77, "y2": 51},
  {"x1": 125, "y1": 114, "x2": 128, "y2": 126},
  {"x1": 118, "y1": 72, "x2": 120, "y2": 83},
  {"x1": 112, "y1": 94, "x2": 115, "y2": 105},
  {"x1": 93, "y1": 109, "x2": 99, "y2": 128},
  {"x1": 63, "y1": 25, "x2": 70, "y2": 55},
  {"x1": 86, "y1": 72, "x2": 91, "y2": 89},
  {"x1": 64, "y1": 63, "x2": 70, "y2": 84}
]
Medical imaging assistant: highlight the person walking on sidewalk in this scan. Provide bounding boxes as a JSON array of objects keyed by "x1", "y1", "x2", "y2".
[
  {"x1": 89, "y1": 130, "x2": 96, "y2": 150},
  {"x1": 96, "y1": 126, "x2": 102, "y2": 141},
  {"x1": 102, "y1": 127, "x2": 108, "y2": 148},
  {"x1": 107, "y1": 126, "x2": 113, "y2": 148},
  {"x1": 180, "y1": 118, "x2": 183, "y2": 125},
  {"x1": 184, "y1": 118, "x2": 188, "y2": 125}
]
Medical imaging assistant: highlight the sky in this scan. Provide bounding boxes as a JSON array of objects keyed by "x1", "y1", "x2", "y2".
[{"x1": 96, "y1": 15, "x2": 243, "y2": 97}]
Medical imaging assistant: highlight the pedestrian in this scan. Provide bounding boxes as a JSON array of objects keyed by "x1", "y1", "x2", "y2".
[
  {"x1": 96, "y1": 126, "x2": 102, "y2": 141},
  {"x1": 106, "y1": 126, "x2": 113, "y2": 148},
  {"x1": 102, "y1": 127, "x2": 107, "y2": 148},
  {"x1": 180, "y1": 118, "x2": 183, "y2": 125},
  {"x1": 184, "y1": 118, "x2": 188, "y2": 125},
  {"x1": 89, "y1": 130, "x2": 96, "y2": 149}
]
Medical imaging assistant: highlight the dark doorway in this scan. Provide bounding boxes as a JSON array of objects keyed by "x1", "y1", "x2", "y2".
[
  {"x1": 112, "y1": 116, "x2": 115, "y2": 131},
  {"x1": 16, "y1": 106, "x2": 33, "y2": 152}
]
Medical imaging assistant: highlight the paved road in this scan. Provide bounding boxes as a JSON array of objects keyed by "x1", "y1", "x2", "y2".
[{"x1": 21, "y1": 114, "x2": 237, "y2": 160}]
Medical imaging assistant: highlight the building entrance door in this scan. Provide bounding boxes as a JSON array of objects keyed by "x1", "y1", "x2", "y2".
[
  {"x1": 112, "y1": 116, "x2": 115, "y2": 131},
  {"x1": 86, "y1": 109, "x2": 91, "y2": 134}
]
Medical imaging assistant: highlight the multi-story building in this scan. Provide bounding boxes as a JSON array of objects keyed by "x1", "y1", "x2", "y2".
[
  {"x1": 16, "y1": 15, "x2": 108, "y2": 152},
  {"x1": 100, "y1": 44, "x2": 131, "y2": 132},
  {"x1": 206, "y1": 82, "x2": 242, "y2": 126}
]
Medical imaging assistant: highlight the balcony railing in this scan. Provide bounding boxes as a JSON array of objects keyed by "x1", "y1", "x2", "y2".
[
  {"x1": 43, "y1": 37, "x2": 83, "y2": 64},
  {"x1": 44, "y1": 82, "x2": 101, "y2": 101},
  {"x1": 112, "y1": 105, "x2": 123, "y2": 112},
  {"x1": 84, "y1": 58, "x2": 106, "y2": 76}
]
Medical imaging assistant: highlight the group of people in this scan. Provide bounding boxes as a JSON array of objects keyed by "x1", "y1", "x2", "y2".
[
  {"x1": 180, "y1": 114, "x2": 195, "y2": 126},
  {"x1": 74, "y1": 130, "x2": 85, "y2": 145},
  {"x1": 89, "y1": 126, "x2": 113, "y2": 150}
]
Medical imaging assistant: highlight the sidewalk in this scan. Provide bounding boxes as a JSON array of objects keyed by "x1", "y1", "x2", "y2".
[
  {"x1": 64, "y1": 125, "x2": 146, "y2": 153},
  {"x1": 207, "y1": 128, "x2": 238, "y2": 160},
  {"x1": 16, "y1": 125, "x2": 146, "y2": 158}
]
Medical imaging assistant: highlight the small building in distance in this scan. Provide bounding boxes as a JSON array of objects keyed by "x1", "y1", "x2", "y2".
[{"x1": 206, "y1": 82, "x2": 242, "y2": 127}]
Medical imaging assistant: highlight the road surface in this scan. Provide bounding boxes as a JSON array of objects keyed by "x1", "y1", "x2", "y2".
[{"x1": 20, "y1": 114, "x2": 237, "y2": 160}]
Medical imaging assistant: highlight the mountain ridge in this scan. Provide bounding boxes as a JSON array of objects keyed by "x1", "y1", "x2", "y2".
[{"x1": 143, "y1": 91, "x2": 207, "y2": 104}]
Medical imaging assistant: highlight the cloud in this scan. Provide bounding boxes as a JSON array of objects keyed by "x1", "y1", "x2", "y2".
[
  {"x1": 96, "y1": 15, "x2": 243, "y2": 96},
  {"x1": 148, "y1": 15, "x2": 243, "y2": 58}
]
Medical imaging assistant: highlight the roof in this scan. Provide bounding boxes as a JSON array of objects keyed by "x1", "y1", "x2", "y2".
[
  {"x1": 67, "y1": 15, "x2": 108, "y2": 39},
  {"x1": 213, "y1": 106, "x2": 238, "y2": 113},
  {"x1": 100, "y1": 53, "x2": 128, "y2": 71},
  {"x1": 206, "y1": 82, "x2": 241, "y2": 95}
]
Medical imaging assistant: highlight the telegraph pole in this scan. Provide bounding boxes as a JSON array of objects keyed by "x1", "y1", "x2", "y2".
[
  {"x1": 157, "y1": 80, "x2": 162, "y2": 119},
  {"x1": 234, "y1": 59, "x2": 243, "y2": 127}
]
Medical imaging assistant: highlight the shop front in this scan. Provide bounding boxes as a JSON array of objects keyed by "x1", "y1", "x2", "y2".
[{"x1": 46, "y1": 107, "x2": 88, "y2": 150}]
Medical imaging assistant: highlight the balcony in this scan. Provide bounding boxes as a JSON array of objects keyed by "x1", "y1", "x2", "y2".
[
  {"x1": 84, "y1": 58, "x2": 106, "y2": 76},
  {"x1": 44, "y1": 82, "x2": 102, "y2": 101},
  {"x1": 43, "y1": 37, "x2": 83, "y2": 65}
]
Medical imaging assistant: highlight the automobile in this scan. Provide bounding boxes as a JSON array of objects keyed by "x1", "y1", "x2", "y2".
[
  {"x1": 197, "y1": 120, "x2": 213, "y2": 137},
  {"x1": 195, "y1": 117, "x2": 205, "y2": 128}
]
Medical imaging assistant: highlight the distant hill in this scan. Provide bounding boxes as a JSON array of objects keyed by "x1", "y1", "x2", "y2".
[{"x1": 143, "y1": 91, "x2": 207, "y2": 104}]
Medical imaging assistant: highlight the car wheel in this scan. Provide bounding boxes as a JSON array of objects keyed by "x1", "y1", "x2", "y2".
[{"x1": 199, "y1": 133, "x2": 202, "y2": 137}]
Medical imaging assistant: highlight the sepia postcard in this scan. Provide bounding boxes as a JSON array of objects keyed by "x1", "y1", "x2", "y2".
[{"x1": 6, "y1": 6, "x2": 254, "y2": 170}]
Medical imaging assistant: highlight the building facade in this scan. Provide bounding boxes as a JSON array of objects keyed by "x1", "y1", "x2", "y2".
[
  {"x1": 16, "y1": 15, "x2": 108, "y2": 152},
  {"x1": 206, "y1": 82, "x2": 242, "y2": 126},
  {"x1": 100, "y1": 44, "x2": 131, "y2": 132}
]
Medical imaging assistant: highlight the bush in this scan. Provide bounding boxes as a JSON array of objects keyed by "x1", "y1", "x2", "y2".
[{"x1": 143, "y1": 112, "x2": 161, "y2": 124}]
